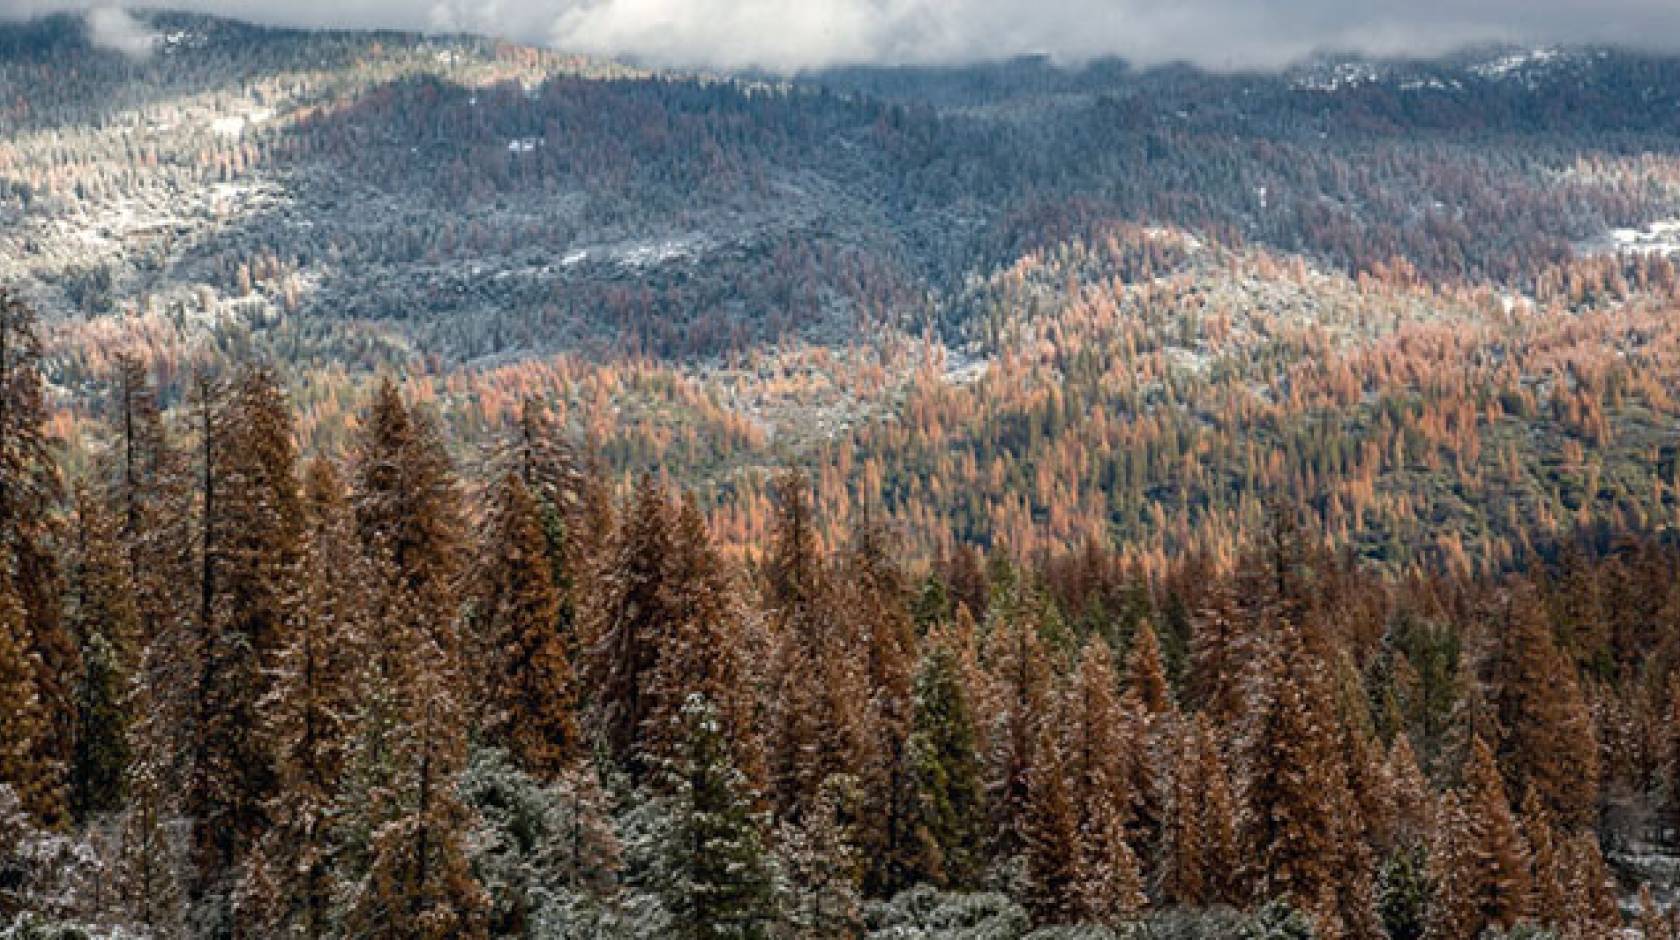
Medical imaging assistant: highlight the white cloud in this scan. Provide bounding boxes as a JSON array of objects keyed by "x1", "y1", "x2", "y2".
[
  {"x1": 84, "y1": 4, "x2": 156, "y2": 57},
  {"x1": 5, "y1": 0, "x2": 1680, "y2": 70}
]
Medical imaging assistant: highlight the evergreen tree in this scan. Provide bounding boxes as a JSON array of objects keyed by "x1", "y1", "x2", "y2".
[
  {"x1": 1238, "y1": 621, "x2": 1348, "y2": 916},
  {"x1": 344, "y1": 633, "x2": 489, "y2": 940},
  {"x1": 1125, "y1": 621, "x2": 1174, "y2": 716},
  {"x1": 67, "y1": 485, "x2": 140, "y2": 820},
  {"x1": 192, "y1": 364, "x2": 305, "y2": 906},
  {"x1": 1426, "y1": 791, "x2": 1479, "y2": 940},
  {"x1": 981, "y1": 600, "x2": 1053, "y2": 860},
  {"x1": 642, "y1": 694, "x2": 775, "y2": 940},
  {"x1": 241, "y1": 459, "x2": 364, "y2": 938},
  {"x1": 475, "y1": 471, "x2": 580, "y2": 778},
  {"x1": 1376, "y1": 844, "x2": 1430, "y2": 940},
  {"x1": 0, "y1": 289, "x2": 73, "y2": 828},
  {"x1": 583, "y1": 474, "x2": 677, "y2": 778},
  {"x1": 1021, "y1": 725, "x2": 1080, "y2": 925},
  {"x1": 642, "y1": 495, "x2": 761, "y2": 788},
  {"x1": 1462, "y1": 736, "x2": 1532, "y2": 934},
  {"x1": 902, "y1": 635, "x2": 985, "y2": 890},
  {"x1": 1484, "y1": 588, "x2": 1599, "y2": 829}
]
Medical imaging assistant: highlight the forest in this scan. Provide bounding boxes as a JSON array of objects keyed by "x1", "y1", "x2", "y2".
[
  {"x1": 9, "y1": 10, "x2": 1680, "y2": 940},
  {"x1": 5, "y1": 275, "x2": 1680, "y2": 940}
]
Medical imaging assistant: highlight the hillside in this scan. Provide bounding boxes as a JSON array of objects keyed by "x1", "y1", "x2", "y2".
[{"x1": 5, "y1": 10, "x2": 1680, "y2": 571}]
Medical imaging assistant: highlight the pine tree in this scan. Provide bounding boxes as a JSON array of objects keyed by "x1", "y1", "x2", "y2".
[
  {"x1": 1022, "y1": 725, "x2": 1080, "y2": 925},
  {"x1": 1238, "y1": 621, "x2": 1348, "y2": 915},
  {"x1": 0, "y1": 289, "x2": 73, "y2": 828},
  {"x1": 841, "y1": 511, "x2": 918, "y2": 897},
  {"x1": 1076, "y1": 798, "x2": 1147, "y2": 930},
  {"x1": 1388, "y1": 735, "x2": 1434, "y2": 850},
  {"x1": 68, "y1": 485, "x2": 141, "y2": 821},
  {"x1": 192, "y1": 364, "x2": 305, "y2": 902},
  {"x1": 0, "y1": 560, "x2": 49, "y2": 823},
  {"x1": 1190, "y1": 579, "x2": 1248, "y2": 724},
  {"x1": 345, "y1": 633, "x2": 489, "y2": 940},
  {"x1": 643, "y1": 693, "x2": 775, "y2": 940},
  {"x1": 1125, "y1": 621, "x2": 1174, "y2": 716},
  {"x1": 764, "y1": 472, "x2": 870, "y2": 824},
  {"x1": 642, "y1": 495, "x2": 761, "y2": 787},
  {"x1": 1426, "y1": 790, "x2": 1479, "y2": 940},
  {"x1": 775, "y1": 775, "x2": 864, "y2": 940},
  {"x1": 981, "y1": 601, "x2": 1054, "y2": 860},
  {"x1": 1484, "y1": 588, "x2": 1599, "y2": 829},
  {"x1": 1519, "y1": 786, "x2": 1567, "y2": 932},
  {"x1": 1461, "y1": 736, "x2": 1532, "y2": 934},
  {"x1": 902, "y1": 635, "x2": 985, "y2": 890},
  {"x1": 475, "y1": 471, "x2": 580, "y2": 778},
  {"x1": 241, "y1": 459, "x2": 364, "y2": 938},
  {"x1": 352, "y1": 376, "x2": 465, "y2": 659},
  {"x1": 583, "y1": 474, "x2": 676, "y2": 777}
]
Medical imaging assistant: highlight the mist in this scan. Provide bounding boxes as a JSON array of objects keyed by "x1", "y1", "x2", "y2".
[{"x1": 5, "y1": 0, "x2": 1680, "y2": 71}]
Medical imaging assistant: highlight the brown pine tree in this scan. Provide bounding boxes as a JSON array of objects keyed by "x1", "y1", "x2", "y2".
[
  {"x1": 0, "y1": 289, "x2": 73, "y2": 828},
  {"x1": 582, "y1": 474, "x2": 676, "y2": 777},
  {"x1": 475, "y1": 471, "x2": 580, "y2": 778},
  {"x1": 1520, "y1": 785, "x2": 1568, "y2": 932},
  {"x1": 981, "y1": 599, "x2": 1054, "y2": 859},
  {"x1": 1462, "y1": 735, "x2": 1532, "y2": 933},
  {"x1": 242, "y1": 459, "x2": 365, "y2": 938},
  {"x1": 1238, "y1": 620, "x2": 1348, "y2": 913},
  {"x1": 1022, "y1": 725, "x2": 1080, "y2": 926},
  {"x1": 1485, "y1": 587, "x2": 1600, "y2": 829},
  {"x1": 1426, "y1": 790, "x2": 1480, "y2": 940},
  {"x1": 1125, "y1": 621, "x2": 1173, "y2": 716},
  {"x1": 192, "y1": 364, "x2": 305, "y2": 897}
]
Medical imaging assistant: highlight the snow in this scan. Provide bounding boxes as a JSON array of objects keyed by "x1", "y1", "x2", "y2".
[{"x1": 1606, "y1": 219, "x2": 1680, "y2": 255}]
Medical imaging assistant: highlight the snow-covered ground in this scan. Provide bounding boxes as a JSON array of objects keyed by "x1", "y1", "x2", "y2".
[{"x1": 1606, "y1": 219, "x2": 1680, "y2": 255}]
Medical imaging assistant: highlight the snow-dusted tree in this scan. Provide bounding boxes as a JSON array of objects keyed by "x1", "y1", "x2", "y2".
[
  {"x1": 764, "y1": 471, "x2": 871, "y2": 825},
  {"x1": 0, "y1": 289, "x2": 72, "y2": 829},
  {"x1": 475, "y1": 470, "x2": 580, "y2": 779},
  {"x1": 191, "y1": 364, "x2": 305, "y2": 912},
  {"x1": 240, "y1": 459, "x2": 365, "y2": 938},
  {"x1": 1237, "y1": 621, "x2": 1349, "y2": 916},
  {"x1": 1461, "y1": 735, "x2": 1532, "y2": 933},
  {"x1": 776, "y1": 774, "x2": 865, "y2": 939},
  {"x1": 343, "y1": 633, "x2": 489, "y2": 940},
  {"x1": 67, "y1": 484, "x2": 141, "y2": 821},
  {"x1": 583, "y1": 474, "x2": 677, "y2": 778},
  {"x1": 902, "y1": 635, "x2": 985, "y2": 890},
  {"x1": 980, "y1": 597, "x2": 1054, "y2": 861},
  {"x1": 461, "y1": 748, "x2": 621, "y2": 936},
  {"x1": 1022, "y1": 725, "x2": 1080, "y2": 926},
  {"x1": 642, "y1": 495, "x2": 761, "y2": 788},
  {"x1": 1483, "y1": 589, "x2": 1599, "y2": 829},
  {"x1": 634, "y1": 693, "x2": 775, "y2": 940}
]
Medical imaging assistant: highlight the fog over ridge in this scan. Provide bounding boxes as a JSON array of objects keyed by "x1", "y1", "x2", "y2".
[{"x1": 4, "y1": 0, "x2": 1680, "y2": 71}]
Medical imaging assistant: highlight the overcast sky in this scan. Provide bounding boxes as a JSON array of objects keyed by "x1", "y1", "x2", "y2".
[{"x1": 7, "y1": 1, "x2": 1680, "y2": 71}]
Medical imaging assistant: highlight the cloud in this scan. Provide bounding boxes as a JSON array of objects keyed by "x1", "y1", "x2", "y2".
[
  {"x1": 84, "y1": 4, "x2": 157, "y2": 57},
  {"x1": 5, "y1": 0, "x2": 1680, "y2": 71}
]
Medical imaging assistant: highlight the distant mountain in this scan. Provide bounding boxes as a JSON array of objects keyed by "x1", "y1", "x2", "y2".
[{"x1": 7, "y1": 9, "x2": 1680, "y2": 567}]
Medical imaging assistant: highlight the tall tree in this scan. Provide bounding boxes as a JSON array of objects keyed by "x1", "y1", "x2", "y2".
[
  {"x1": 191, "y1": 364, "x2": 304, "y2": 903},
  {"x1": 642, "y1": 694, "x2": 775, "y2": 940},
  {"x1": 0, "y1": 289, "x2": 73, "y2": 827},
  {"x1": 1461, "y1": 735, "x2": 1532, "y2": 934},
  {"x1": 582, "y1": 474, "x2": 675, "y2": 777},
  {"x1": 1483, "y1": 587, "x2": 1600, "y2": 829},
  {"x1": 67, "y1": 485, "x2": 141, "y2": 820},
  {"x1": 902, "y1": 634, "x2": 985, "y2": 890},
  {"x1": 1238, "y1": 621, "x2": 1348, "y2": 917},
  {"x1": 241, "y1": 459, "x2": 365, "y2": 938},
  {"x1": 474, "y1": 471, "x2": 580, "y2": 778}
]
